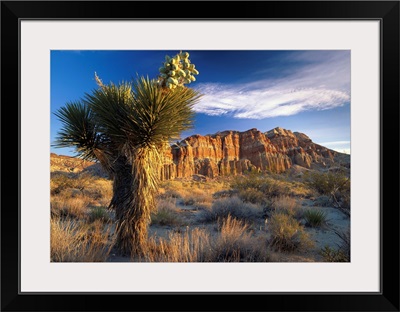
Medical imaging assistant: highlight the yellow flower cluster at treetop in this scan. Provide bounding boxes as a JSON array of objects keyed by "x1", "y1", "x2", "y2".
[{"x1": 158, "y1": 51, "x2": 199, "y2": 89}]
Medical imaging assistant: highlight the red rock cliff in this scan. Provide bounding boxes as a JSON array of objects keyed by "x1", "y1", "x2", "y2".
[{"x1": 160, "y1": 127, "x2": 349, "y2": 180}]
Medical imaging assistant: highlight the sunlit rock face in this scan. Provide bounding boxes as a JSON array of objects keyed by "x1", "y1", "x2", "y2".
[{"x1": 160, "y1": 127, "x2": 349, "y2": 180}]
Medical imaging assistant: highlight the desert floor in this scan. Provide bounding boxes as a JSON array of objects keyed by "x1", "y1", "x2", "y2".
[{"x1": 51, "y1": 168, "x2": 350, "y2": 263}]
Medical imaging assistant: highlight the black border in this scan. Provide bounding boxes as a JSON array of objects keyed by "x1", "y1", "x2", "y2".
[{"x1": 1, "y1": 1, "x2": 399, "y2": 311}]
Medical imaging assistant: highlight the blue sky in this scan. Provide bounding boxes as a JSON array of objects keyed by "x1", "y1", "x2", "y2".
[{"x1": 51, "y1": 50, "x2": 350, "y2": 156}]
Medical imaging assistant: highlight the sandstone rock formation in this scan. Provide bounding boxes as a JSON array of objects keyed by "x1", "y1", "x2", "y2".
[
  {"x1": 159, "y1": 127, "x2": 349, "y2": 180},
  {"x1": 51, "y1": 127, "x2": 350, "y2": 180}
]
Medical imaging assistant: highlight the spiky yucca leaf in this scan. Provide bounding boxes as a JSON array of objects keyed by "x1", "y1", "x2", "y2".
[
  {"x1": 53, "y1": 101, "x2": 102, "y2": 161},
  {"x1": 83, "y1": 82, "x2": 134, "y2": 149},
  {"x1": 131, "y1": 76, "x2": 202, "y2": 147}
]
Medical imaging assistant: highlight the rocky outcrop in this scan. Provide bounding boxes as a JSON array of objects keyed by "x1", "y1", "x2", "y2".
[
  {"x1": 50, "y1": 153, "x2": 96, "y2": 173},
  {"x1": 50, "y1": 153, "x2": 107, "y2": 177},
  {"x1": 160, "y1": 127, "x2": 349, "y2": 180},
  {"x1": 51, "y1": 127, "x2": 350, "y2": 181}
]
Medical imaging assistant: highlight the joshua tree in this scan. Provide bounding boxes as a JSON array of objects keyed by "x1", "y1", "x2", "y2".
[{"x1": 54, "y1": 52, "x2": 201, "y2": 257}]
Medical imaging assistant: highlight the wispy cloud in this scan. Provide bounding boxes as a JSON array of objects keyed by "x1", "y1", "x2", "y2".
[{"x1": 194, "y1": 51, "x2": 350, "y2": 119}]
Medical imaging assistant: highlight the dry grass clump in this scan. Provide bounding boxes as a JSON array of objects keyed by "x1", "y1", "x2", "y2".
[
  {"x1": 178, "y1": 188, "x2": 212, "y2": 207},
  {"x1": 271, "y1": 195, "x2": 301, "y2": 217},
  {"x1": 51, "y1": 219, "x2": 114, "y2": 262},
  {"x1": 158, "y1": 179, "x2": 227, "y2": 209},
  {"x1": 210, "y1": 215, "x2": 269, "y2": 262},
  {"x1": 142, "y1": 228, "x2": 211, "y2": 262},
  {"x1": 158, "y1": 180, "x2": 190, "y2": 199},
  {"x1": 82, "y1": 178, "x2": 113, "y2": 204},
  {"x1": 198, "y1": 196, "x2": 263, "y2": 222},
  {"x1": 142, "y1": 216, "x2": 269, "y2": 262},
  {"x1": 51, "y1": 196, "x2": 90, "y2": 219},
  {"x1": 268, "y1": 212, "x2": 313, "y2": 252}
]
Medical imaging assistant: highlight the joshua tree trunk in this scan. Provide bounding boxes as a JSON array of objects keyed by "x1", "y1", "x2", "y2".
[{"x1": 110, "y1": 148, "x2": 159, "y2": 257}]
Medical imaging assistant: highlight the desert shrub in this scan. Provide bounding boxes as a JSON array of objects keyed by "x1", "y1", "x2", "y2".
[
  {"x1": 270, "y1": 173, "x2": 315, "y2": 197},
  {"x1": 50, "y1": 219, "x2": 114, "y2": 262},
  {"x1": 320, "y1": 246, "x2": 348, "y2": 262},
  {"x1": 303, "y1": 209, "x2": 328, "y2": 228},
  {"x1": 174, "y1": 184, "x2": 217, "y2": 207},
  {"x1": 209, "y1": 215, "x2": 269, "y2": 262},
  {"x1": 157, "y1": 181, "x2": 187, "y2": 199},
  {"x1": 159, "y1": 180, "x2": 228, "y2": 204},
  {"x1": 162, "y1": 188, "x2": 185, "y2": 199},
  {"x1": 180, "y1": 197, "x2": 195, "y2": 206},
  {"x1": 179, "y1": 190, "x2": 211, "y2": 206},
  {"x1": 271, "y1": 195, "x2": 299, "y2": 216},
  {"x1": 88, "y1": 206, "x2": 112, "y2": 223},
  {"x1": 198, "y1": 196, "x2": 262, "y2": 222},
  {"x1": 192, "y1": 201, "x2": 212, "y2": 211},
  {"x1": 151, "y1": 199, "x2": 182, "y2": 226},
  {"x1": 232, "y1": 173, "x2": 313, "y2": 204},
  {"x1": 232, "y1": 174, "x2": 287, "y2": 199},
  {"x1": 151, "y1": 208, "x2": 182, "y2": 226},
  {"x1": 213, "y1": 189, "x2": 238, "y2": 199},
  {"x1": 333, "y1": 228, "x2": 350, "y2": 261},
  {"x1": 268, "y1": 212, "x2": 313, "y2": 252},
  {"x1": 262, "y1": 196, "x2": 304, "y2": 220},
  {"x1": 238, "y1": 188, "x2": 266, "y2": 204},
  {"x1": 284, "y1": 181, "x2": 314, "y2": 198},
  {"x1": 156, "y1": 198, "x2": 178, "y2": 210},
  {"x1": 305, "y1": 170, "x2": 350, "y2": 215},
  {"x1": 50, "y1": 171, "x2": 96, "y2": 195}
]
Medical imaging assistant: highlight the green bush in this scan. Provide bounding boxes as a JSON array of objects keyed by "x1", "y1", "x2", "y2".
[
  {"x1": 268, "y1": 212, "x2": 313, "y2": 252},
  {"x1": 151, "y1": 207, "x2": 182, "y2": 226},
  {"x1": 303, "y1": 209, "x2": 327, "y2": 228},
  {"x1": 89, "y1": 206, "x2": 112, "y2": 223},
  {"x1": 304, "y1": 169, "x2": 350, "y2": 215},
  {"x1": 238, "y1": 188, "x2": 266, "y2": 204}
]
